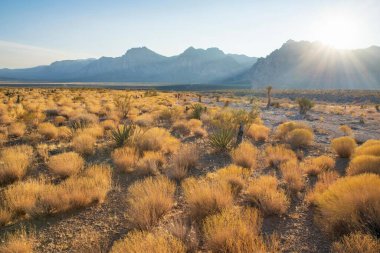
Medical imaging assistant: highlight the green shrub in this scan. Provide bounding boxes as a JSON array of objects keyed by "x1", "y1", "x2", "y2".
[
  {"x1": 111, "y1": 124, "x2": 135, "y2": 147},
  {"x1": 209, "y1": 128, "x2": 235, "y2": 152}
]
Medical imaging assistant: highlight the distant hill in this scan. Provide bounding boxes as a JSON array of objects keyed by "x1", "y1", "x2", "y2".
[
  {"x1": 247, "y1": 40, "x2": 380, "y2": 89},
  {"x1": 0, "y1": 47, "x2": 257, "y2": 84}
]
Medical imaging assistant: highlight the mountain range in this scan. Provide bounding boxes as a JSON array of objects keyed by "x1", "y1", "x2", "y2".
[{"x1": 1, "y1": 40, "x2": 380, "y2": 89}]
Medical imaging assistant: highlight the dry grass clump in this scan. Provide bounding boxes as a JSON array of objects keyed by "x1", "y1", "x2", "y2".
[
  {"x1": 136, "y1": 151, "x2": 165, "y2": 176},
  {"x1": 193, "y1": 127, "x2": 207, "y2": 138},
  {"x1": 7, "y1": 122, "x2": 26, "y2": 137},
  {"x1": 136, "y1": 127, "x2": 179, "y2": 154},
  {"x1": 77, "y1": 124, "x2": 104, "y2": 139},
  {"x1": 134, "y1": 113, "x2": 155, "y2": 127},
  {"x1": 0, "y1": 228, "x2": 34, "y2": 253},
  {"x1": 339, "y1": 125, "x2": 354, "y2": 137},
  {"x1": 305, "y1": 171, "x2": 340, "y2": 205},
  {"x1": 331, "y1": 136, "x2": 357, "y2": 158},
  {"x1": 354, "y1": 140, "x2": 380, "y2": 157},
  {"x1": 126, "y1": 176, "x2": 176, "y2": 229},
  {"x1": 246, "y1": 123, "x2": 270, "y2": 142},
  {"x1": 0, "y1": 145, "x2": 33, "y2": 184},
  {"x1": 302, "y1": 155, "x2": 335, "y2": 176},
  {"x1": 47, "y1": 152, "x2": 84, "y2": 177},
  {"x1": 347, "y1": 155, "x2": 380, "y2": 176},
  {"x1": 72, "y1": 133, "x2": 96, "y2": 155},
  {"x1": 203, "y1": 207, "x2": 279, "y2": 252},
  {"x1": 286, "y1": 128, "x2": 314, "y2": 148},
  {"x1": 38, "y1": 122, "x2": 59, "y2": 139},
  {"x1": 314, "y1": 173, "x2": 380, "y2": 237},
  {"x1": 331, "y1": 232, "x2": 380, "y2": 253},
  {"x1": 110, "y1": 230, "x2": 186, "y2": 253},
  {"x1": 166, "y1": 144, "x2": 199, "y2": 181},
  {"x1": 265, "y1": 145, "x2": 297, "y2": 168},
  {"x1": 231, "y1": 141, "x2": 257, "y2": 169},
  {"x1": 112, "y1": 146, "x2": 138, "y2": 173},
  {"x1": 57, "y1": 126, "x2": 72, "y2": 139},
  {"x1": 207, "y1": 165, "x2": 250, "y2": 195},
  {"x1": 275, "y1": 121, "x2": 311, "y2": 140},
  {"x1": 245, "y1": 175, "x2": 289, "y2": 216},
  {"x1": 182, "y1": 177, "x2": 233, "y2": 221},
  {"x1": 101, "y1": 119, "x2": 116, "y2": 130},
  {"x1": 172, "y1": 120, "x2": 191, "y2": 136},
  {"x1": 280, "y1": 159, "x2": 305, "y2": 193}
]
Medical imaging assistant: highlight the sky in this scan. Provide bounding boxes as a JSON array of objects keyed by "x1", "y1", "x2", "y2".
[{"x1": 0, "y1": 0, "x2": 379, "y2": 68}]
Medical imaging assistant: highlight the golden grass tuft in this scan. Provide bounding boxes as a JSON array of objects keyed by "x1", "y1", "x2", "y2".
[
  {"x1": 265, "y1": 145, "x2": 297, "y2": 168},
  {"x1": 38, "y1": 122, "x2": 59, "y2": 139},
  {"x1": 245, "y1": 175, "x2": 289, "y2": 216},
  {"x1": 110, "y1": 230, "x2": 186, "y2": 253},
  {"x1": 339, "y1": 125, "x2": 354, "y2": 137},
  {"x1": 136, "y1": 151, "x2": 165, "y2": 176},
  {"x1": 314, "y1": 173, "x2": 380, "y2": 236},
  {"x1": 182, "y1": 177, "x2": 233, "y2": 221},
  {"x1": 125, "y1": 176, "x2": 176, "y2": 229},
  {"x1": 72, "y1": 133, "x2": 96, "y2": 155},
  {"x1": 231, "y1": 141, "x2": 257, "y2": 169},
  {"x1": 331, "y1": 136, "x2": 357, "y2": 158},
  {"x1": 0, "y1": 228, "x2": 34, "y2": 253},
  {"x1": 275, "y1": 121, "x2": 311, "y2": 140},
  {"x1": 347, "y1": 155, "x2": 380, "y2": 176},
  {"x1": 207, "y1": 165, "x2": 250, "y2": 195},
  {"x1": 305, "y1": 171, "x2": 339, "y2": 205},
  {"x1": 112, "y1": 146, "x2": 138, "y2": 173},
  {"x1": 166, "y1": 144, "x2": 199, "y2": 181},
  {"x1": 136, "y1": 127, "x2": 179, "y2": 154},
  {"x1": 8, "y1": 122, "x2": 26, "y2": 137},
  {"x1": 246, "y1": 123, "x2": 270, "y2": 142},
  {"x1": 331, "y1": 232, "x2": 380, "y2": 253},
  {"x1": 0, "y1": 145, "x2": 33, "y2": 184},
  {"x1": 354, "y1": 140, "x2": 380, "y2": 157},
  {"x1": 47, "y1": 152, "x2": 84, "y2": 177},
  {"x1": 286, "y1": 128, "x2": 314, "y2": 148},
  {"x1": 280, "y1": 159, "x2": 305, "y2": 193},
  {"x1": 302, "y1": 155, "x2": 335, "y2": 176}
]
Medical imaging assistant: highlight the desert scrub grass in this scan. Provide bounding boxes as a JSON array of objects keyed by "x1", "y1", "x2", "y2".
[
  {"x1": 136, "y1": 127, "x2": 179, "y2": 154},
  {"x1": 207, "y1": 165, "x2": 249, "y2": 196},
  {"x1": 166, "y1": 144, "x2": 199, "y2": 181},
  {"x1": 208, "y1": 127, "x2": 235, "y2": 152},
  {"x1": 72, "y1": 133, "x2": 96, "y2": 155},
  {"x1": 7, "y1": 122, "x2": 26, "y2": 137},
  {"x1": 38, "y1": 122, "x2": 59, "y2": 139},
  {"x1": 112, "y1": 146, "x2": 138, "y2": 173},
  {"x1": 305, "y1": 171, "x2": 339, "y2": 205},
  {"x1": 354, "y1": 140, "x2": 380, "y2": 157},
  {"x1": 265, "y1": 145, "x2": 297, "y2": 168},
  {"x1": 0, "y1": 145, "x2": 33, "y2": 184},
  {"x1": 286, "y1": 128, "x2": 314, "y2": 148},
  {"x1": 125, "y1": 176, "x2": 176, "y2": 229},
  {"x1": 280, "y1": 159, "x2": 305, "y2": 193},
  {"x1": 314, "y1": 173, "x2": 380, "y2": 237},
  {"x1": 111, "y1": 124, "x2": 135, "y2": 147},
  {"x1": 57, "y1": 126, "x2": 72, "y2": 139},
  {"x1": 339, "y1": 125, "x2": 354, "y2": 137},
  {"x1": 110, "y1": 230, "x2": 185, "y2": 253},
  {"x1": 203, "y1": 207, "x2": 280, "y2": 253},
  {"x1": 0, "y1": 228, "x2": 35, "y2": 253},
  {"x1": 302, "y1": 155, "x2": 335, "y2": 176},
  {"x1": 246, "y1": 123, "x2": 270, "y2": 142},
  {"x1": 136, "y1": 151, "x2": 165, "y2": 176},
  {"x1": 347, "y1": 155, "x2": 380, "y2": 176},
  {"x1": 245, "y1": 175, "x2": 289, "y2": 216},
  {"x1": 331, "y1": 136, "x2": 357, "y2": 158},
  {"x1": 231, "y1": 141, "x2": 257, "y2": 169},
  {"x1": 182, "y1": 177, "x2": 233, "y2": 221},
  {"x1": 47, "y1": 152, "x2": 84, "y2": 177},
  {"x1": 331, "y1": 232, "x2": 380, "y2": 253},
  {"x1": 275, "y1": 121, "x2": 311, "y2": 140},
  {"x1": 101, "y1": 119, "x2": 116, "y2": 130},
  {"x1": 172, "y1": 120, "x2": 191, "y2": 136}
]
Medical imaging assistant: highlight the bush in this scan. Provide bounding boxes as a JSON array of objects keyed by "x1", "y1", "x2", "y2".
[
  {"x1": 208, "y1": 128, "x2": 235, "y2": 152},
  {"x1": 136, "y1": 151, "x2": 165, "y2": 176},
  {"x1": 246, "y1": 123, "x2": 270, "y2": 142},
  {"x1": 125, "y1": 176, "x2": 176, "y2": 229},
  {"x1": 286, "y1": 128, "x2": 314, "y2": 148},
  {"x1": 339, "y1": 125, "x2": 354, "y2": 137},
  {"x1": 203, "y1": 207, "x2": 278, "y2": 252},
  {"x1": 47, "y1": 152, "x2": 84, "y2": 177},
  {"x1": 0, "y1": 145, "x2": 33, "y2": 184},
  {"x1": 166, "y1": 144, "x2": 199, "y2": 181},
  {"x1": 297, "y1": 97, "x2": 314, "y2": 115},
  {"x1": 7, "y1": 122, "x2": 26, "y2": 137},
  {"x1": 207, "y1": 165, "x2": 249, "y2": 195},
  {"x1": 265, "y1": 145, "x2": 297, "y2": 168},
  {"x1": 136, "y1": 127, "x2": 179, "y2": 154},
  {"x1": 305, "y1": 171, "x2": 340, "y2": 205},
  {"x1": 245, "y1": 175, "x2": 289, "y2": 216},
  {"x1": 111, "y1": 124, "x2": 135, "y2": 147},
  {"x1": 331, "y1": 232, "x2": 380, "y2": 253},
  {"x1": 112, "y1": 146, "x2": 138, "y2": 173},
  {"x1": 38, "y1": 122, "x2": 59, "y2": 139},
  {"x1": 302, "y1": 155, "x2": 335, "y2": 176},
  {"x1": 314, "y1": 174, "x2": 380, "y2": 237},
  {"x1": 280, "y1": 159, "x2": 305, "y2": 193},
  {"x1": 0, "y1": 228, "x2": 34, "y2": 253},
  {"x1": 354, "y1": 140, "x2": 380, "y2": 157},
  {"x1": 182, "y1": 177, "x2": 233, "y2": 220},
  {"x1": 191, "y1": 103, "x2": 206, "y2": 119},
  {"x1": 231, "y1": 141, "x2": 257, "y2": 169},
  {"x1": 331, "y1": 137, "x2": 357, "y2": 158},
  {"x1": 110, "y1": 230, "x2": 185, "y2": 253},
  {"x1": 172, "y1": 120, "x2": 191, "y2": 136},
  {"x1": 275, "y1": 121, "x2": 311, "y2": 140},
  {"x1": 72, "y1": 133, "x2": 96, "y2": 155},
  {"x1": 348, "y1": 155, "x2": 380, "y2": 176}
]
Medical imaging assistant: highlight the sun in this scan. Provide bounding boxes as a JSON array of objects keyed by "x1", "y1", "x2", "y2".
[{"x1": 314, "y1": 13, "x2": 360, "y2": 49}]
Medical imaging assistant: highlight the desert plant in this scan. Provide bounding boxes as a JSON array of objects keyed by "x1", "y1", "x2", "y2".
[
  {"x1": 275, "y1": 121, "x2": 311, "y2": 141},
  {"x1": 125, "y1": 176, "x2": 176, "y2": 229},
  {"x1": 245, "y1": 175, "x2": 289, "y2": 216},
  {"x1": 190, "y1": 103, "x2": 206, "y2": 119},
  {"x1": 232, "y1": 107, "x2": 260, "y2": 145},
  {"x1": 266, "y1": 85, "x2": 272, "y2": 108},
  {"x1": 302, "y1": 155, "x2": 335, "y2": 176},
  {"x1": 339, "y1": 125, "x2": 354, "y2": 137},
  {"x1": 7, "y1": 122, "x2": 26, "y2": 137},
  {"x1": 0, "y1": 228, "x2": 34, "y2": 253},
  {"x1": 207, "y1": 165, "x2": 249, "y2": 195},
  {"x1": 314, "y1": 173, "x2": 380, "y2": 237},
  {"x1": 115, "y1": 95, "x2": 132, "y2": 119},
  {"x1": 331, "y1": 232, "x2": 380, "y2": 253},
  {"x1": 246, "y1": 123, "x2": 270, "y2": 142},
  {"x1": 354, "y1": 140, "x2": 380, "y2": 157},
  {"x1": 38, "y1": 122, "x2": 59, "y2": 139},
  {"x1": 208, "y1": 127, "x2": 235, "y2": 152},
  {"x1": 280, "y1": 159, "x2": 305, "y2": 193},
  {"x1": 231, "y1": 141, "x2": 257, "y2": 169},
  {"x1": 136, "y1": 127, "x2": 179, "y2": 154},
  {"x1": 265, "y1": 145, "x2": 297, "y2": 168},
  {"x1": 347, "y1": 155, "x2": 380, "y2": 176},
  {"x1": 305, "y1": 171, "x2": 339, "y2": 205},
  {"x1": 47, "y1": 152, "x2": 84, "y2": 177},
  {"x1": 0, "y1": 145, "x2": 33, "y2": 184},
  {"x1": 111, "y1": 124, "x2": 135, "y2": 147},
  {"x1": 166, "y1": 144, "x2": 199, "y2": 181},
  {"x1": 297, "y1": 97, "x2": 314, "y2": 115},
  {"x1": 110, "y1": 230, "x2": 185, "y2": 253},
  {"x1": 136, "y1": 151, "x2": 165, "y2": 176},
  {"x1": 112, "y1": 146, "x2": 138, "y2": 173},
  {"x1": 331, "y1": 136, "x2": 357, "y2": 158},
  {"x1": 72, "y1": 133, "x2": 96, "y2": 155},
  {"x1": 286, "y1": 128, "x2": 314, "y2": 148}
]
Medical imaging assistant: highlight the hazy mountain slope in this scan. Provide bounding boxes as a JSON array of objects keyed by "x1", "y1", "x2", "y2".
[{"x1": 248, "y1": 40, "x2": 380, "y2": 89}]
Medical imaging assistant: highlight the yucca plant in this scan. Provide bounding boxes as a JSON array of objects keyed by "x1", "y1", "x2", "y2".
[
  {"x1": 209, "y1": 128, "x2": 235, "y2": 152},
  {"x1": 191, "y1": 104, "x2": 206, "y2": 119},
  {"x1": 111, "y1": 124, "x2": 135, "y2": 147}
]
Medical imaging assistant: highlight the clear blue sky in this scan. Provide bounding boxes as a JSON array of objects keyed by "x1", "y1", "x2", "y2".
[{"x1": 1, "y1": 0, "x2": 379, "y2": 68}]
